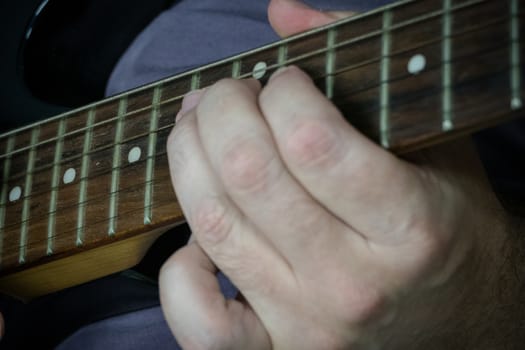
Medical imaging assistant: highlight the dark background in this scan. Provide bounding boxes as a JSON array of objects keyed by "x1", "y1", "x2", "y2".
[{"x1": 0, "y1": 0, "x2": 174, "y2": 133}]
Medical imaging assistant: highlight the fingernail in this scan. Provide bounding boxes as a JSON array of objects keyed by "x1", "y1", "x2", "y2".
[{"x1": 175, "y1": 89, "x2": 205, "y2": 123}]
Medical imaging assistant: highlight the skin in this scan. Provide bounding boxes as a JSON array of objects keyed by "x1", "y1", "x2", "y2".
[{"x1": 161, "y1": 0, "x2": 523, "y2": 349}]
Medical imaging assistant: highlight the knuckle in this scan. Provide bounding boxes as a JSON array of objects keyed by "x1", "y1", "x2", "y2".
[
  {"x1": 334, "y1": 280, "x2": 385, "y2": 325},
  {"x1": 285, "y1": 120, "x2": 344, "y2": 169},
  {"x1": 222, "y1": 139, "x2": 276, "y2": 193},
  {"x1": 192, "y1": 198, "x2": 234, "y2": 246}
]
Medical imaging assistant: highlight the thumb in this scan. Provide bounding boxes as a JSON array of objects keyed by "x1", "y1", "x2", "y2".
[
  {"x1": 159, "y1": 243, "x2": 270, "y2": 349},
  {"x1": 268, "y1": 0, "x2": 354, "y2": 37}
]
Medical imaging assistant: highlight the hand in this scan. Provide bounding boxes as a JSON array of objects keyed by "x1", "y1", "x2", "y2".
[{"x1": 160, "y1": 1, "x2": 517, "y2": 349}]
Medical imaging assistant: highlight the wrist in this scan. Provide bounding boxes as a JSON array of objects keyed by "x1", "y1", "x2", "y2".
[{"x1": 448, "y1": 210, "x2": 524, "y2": 349}]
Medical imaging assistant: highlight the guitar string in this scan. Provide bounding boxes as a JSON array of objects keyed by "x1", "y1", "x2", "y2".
[
  {"x1": 0, "y1": 1, "x2": 512, "y2": 260},
  {"x1": 0, "y1": 0, "x2": 489, "y2": 147},
  {"x1": 0, "y1": 0, "x2": 493, "y2": 160},
  {"x1": 0, "y1": 13, "x2": 509, "y2": 194},
  {"x1": 0, "y1": 174, "x2": 179, "y2": 258},
  {"x1": 0, "y1": 26, "x2": 514, "y2": 232},
  {"x1": 0, "y1": 34, "x2": 512, "y2": 216},
  {"x1": 1, "y1": 146, "x2": 170, "y2": 233},
  {"x1": 0, "y1": 41, "x2": 515, "y2": 259},
  {"x1": 0, "y1": 21, "x2": 514, "y2": 236}
]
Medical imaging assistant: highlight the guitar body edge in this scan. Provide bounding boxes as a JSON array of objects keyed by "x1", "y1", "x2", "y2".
[{"x1": 0, "y1": 227, "x2": 169, "y2": 302}]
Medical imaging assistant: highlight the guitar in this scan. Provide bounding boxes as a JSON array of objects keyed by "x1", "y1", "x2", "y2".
[{"x1": 0, "y1": 0, "x2": 523, "y2": 301}]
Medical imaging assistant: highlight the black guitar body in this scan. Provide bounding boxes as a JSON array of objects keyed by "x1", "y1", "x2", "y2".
[{"x1": 0, "y1": 0, "x2": 174, "y2": 133}]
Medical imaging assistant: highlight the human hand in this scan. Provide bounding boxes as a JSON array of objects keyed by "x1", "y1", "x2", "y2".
[
  {"x1": 161, "y1": 65, "x2": 509, "y2": 349},
  {"x1": 160, "y1": 1, "x2": 516, "y2": 349}
]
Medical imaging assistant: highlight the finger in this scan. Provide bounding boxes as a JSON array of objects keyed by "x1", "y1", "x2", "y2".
[
  {"x1": 160, "y1": 243, "x2": 270, "y2": 350},
  {"x1": 268, "y1": 0, "x2": 354, "y2": 37},
  {"x1": 260, "y1": 66, "x2": 429, "y2": 245},
  {"x1": 195, "y1": 78, "x2": 365, "y2": 267},
  {"x1": 167, "y1": 88, "x2": 293, "y2": 303}
]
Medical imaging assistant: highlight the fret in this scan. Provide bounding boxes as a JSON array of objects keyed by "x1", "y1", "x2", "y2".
[
  {"x1": 119, "y1": 89, "x2": 157, "y2": 143},
  {"x1": 232, "y1": 60, "x2": 242, "y2": 78},
  {"x1": 151, "y1": 127, "x2": 181, "y2": 221},
  {"x1": 19, "y1": 128, "x2": 40, "y2": 264},
  {"x1": 191, "y1": 72, "x2": 201, "y2": 91},
  {"x1": 442, "y1": 0, "x2": 453, "y2": 131},
  {"x1": 47, "y1": 118, "x2": 67, "y2": 255},
  {"x1": 108, "y1": 98, "x2": 128, "y2": 236},
  {"x1": 0, "y1": 136, "x2": 16, "y2": 264},
  {"x1": 380, "y1": 10, "x2": 393, "y2": 148},
  {"x1": 75, "y1": 109, "x2": 96, "y2": 246},
  {"x1": 144, "y1": 86, "x2": 162, "y2": 225},
  {"x1": 325, "y1": 28, "x2": 337, "y2": 99},
  {"x1": 278, "y1": 44, "x2": 288, "y2": 67},
  {"x1": 510, "y1": 0, "x2": 522, "y2": 110}
]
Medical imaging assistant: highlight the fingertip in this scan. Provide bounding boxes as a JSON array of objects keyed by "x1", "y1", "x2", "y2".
[
  {"x1": 268, "y1": 0, "x2": 354, "y2": 37},
  {"x1": 176, "y1": 89, "x2": 206, "y2": 123}
]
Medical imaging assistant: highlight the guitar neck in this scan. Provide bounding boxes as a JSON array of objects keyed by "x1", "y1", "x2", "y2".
[{"x1": 0, "y1": 0, "x2": 523, "y2": 276}]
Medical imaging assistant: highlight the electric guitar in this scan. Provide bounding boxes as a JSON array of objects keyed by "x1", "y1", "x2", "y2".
[{"x1": 0, "y1": 0, "x2": 523, "y2": 300}]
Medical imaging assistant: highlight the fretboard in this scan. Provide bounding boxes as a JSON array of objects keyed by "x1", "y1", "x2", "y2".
[{"x1": 0, "y1": 0, "x2": 523, "y2": 274}]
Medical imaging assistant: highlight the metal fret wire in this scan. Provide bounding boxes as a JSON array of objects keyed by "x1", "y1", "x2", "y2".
[
  {"x1": 46, "y1": 117, "x2": 66, "y2": 255},
  {"x1": 18, "y1": 128, "x2": 40, "y2": 264},
  {"x1": 510, "y1": 0, "x2": 522, "y2": 109}
]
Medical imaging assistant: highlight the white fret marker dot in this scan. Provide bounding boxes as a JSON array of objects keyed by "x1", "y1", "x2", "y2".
[
  {"x1": 128, "y1": 146, "x2": 142, "y2": 164},
  {"x1": 511, "y1": 97, "x2": 522, "y2": 110},
  {"x1": 442, "y1": 120, "x2": 454, "y2": 131},
  {"x1": 63, "y1": 168, "x2": 76, "y2": 184},
  {"x1": 407, "y1": 54, "x2": 426, "y2": 75},
  {"x1": 9, "y1": 186, "x2": 22, "y2": 202},
  {"x1": 252, "y1": 62, "x2": 267, "y2": 79}
]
